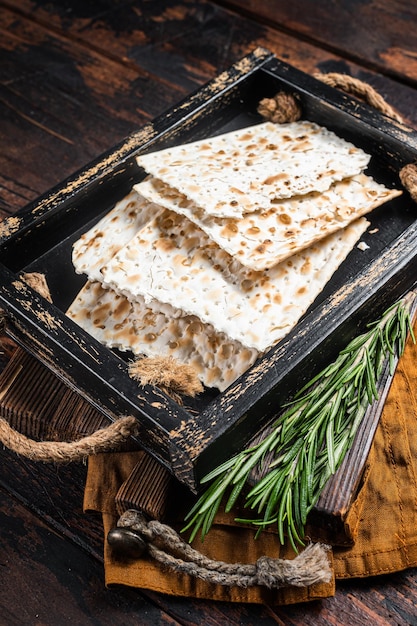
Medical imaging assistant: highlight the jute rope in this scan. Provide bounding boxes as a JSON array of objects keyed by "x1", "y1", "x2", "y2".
[
  {"x1": 0, "y1": 415, "x2": 138, "y2": 462},
  {"x1": 258, "y1": 72, "x2": 402, "y2": 124},
  {"x1": 22, "y1": 272, "x2": 53, "y2": 303},
  {"x1": 257, "y1": 91, "x2": 302, "y2": 123},
  {"x1": 128, "y1": 355, "x2": 203, "y2": 405},
  {"x1": 400, "y1": 163, "x2": 417, "y2": 203},
  {"x1": 115, "y1": 509, "x2": 332, "y2": 589},
  {"x1": 1, "y1": 274, "x2": 140, "y2": 462},
  {"x1": 313, "y1": 72, "x2": 403, "y2": 122}
]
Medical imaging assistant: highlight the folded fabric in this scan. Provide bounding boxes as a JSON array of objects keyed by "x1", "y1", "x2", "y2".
[
  {"x1": 84, "y1": 327, "x2": 417, "y2": 604},
  {"x1": 333, "y1": 330, "x2": 417, "y2": 578}
]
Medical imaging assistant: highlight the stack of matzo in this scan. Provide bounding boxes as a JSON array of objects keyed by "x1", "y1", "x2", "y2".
[{"x1": 67, "y1": 120, "x2": 401, "y2": 392}]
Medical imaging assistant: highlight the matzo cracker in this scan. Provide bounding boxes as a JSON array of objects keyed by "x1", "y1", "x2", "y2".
[
  {"x1": 100, "y1": 212, "x2": 369, "y2": 352},
  {"x1": 66, "y1": 281, "x2": 258, "y2": 391},
  {"x1": 135, "y1": 173, "x2": 400, "y2": 271},
  {"x1": 136, "y1": 121, "x2": 371, "y2": 218}
]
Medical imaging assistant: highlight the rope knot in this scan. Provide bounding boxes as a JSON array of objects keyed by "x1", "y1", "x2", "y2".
[
  {"x1": 255, "y1": 543, "x2": 332, "y2": 588},
  {"x1": 255, "y1": 555, "x2": 287, "y2": 588},
  {"x1": 257, "y1": 91, "x2": 302, "y2": 123},
  {"x1": 400, "y1": 163, "x2": 417, "y2": 203}
]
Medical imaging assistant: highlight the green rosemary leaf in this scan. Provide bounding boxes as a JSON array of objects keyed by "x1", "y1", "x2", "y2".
[
  {"x1": 339, "y1": 333, "x2": 370, "y2": 353},
  {"x1": 384, "y1": 319, "x2": 396, "y2": 355},
  {"x1": 339, "y1": 361, "x2": 365, "y2": 386},
  {"x1": 232, "y1": 439, "x2": 273, "y2": 485},
  {"x1": 298, "y1": 386, "x2": 335, "y2": 422},
  {"x1": 326, "y1": 412, "x2": 336, "y2": 474},
  {"x1": 286, "y1": 487, "x2": 306, "y2": 551},
  {"x1": 297, "y1": 451, "x2": 311, "y2": 526},
  {"x1": 225, "y1": 472, "x2": 251, "y2": 513},
  {"x1": 184, "y1": 472, "x2": 231, "y2": 521},
  {"x1": 305, "y1": 433, "x2": 318, "y2": 503},
  {"x1": 182, "y1": 508, "x2": 205, "y2": 543},
  {"x1": 198, "y1": 477, "x2": 235, "y2": 513},
  {"x1": 201, "y1": 495, "x2": 222, "y2": 538},
  {"x1": 292, "y1": 466, "x2": 301, "y2": 528},
  {"x1": 333, "y1": 388, "x2": 348, "y2": 432},
  {"x1": 260, "y1": 470, "x2": 288, "y2": 520},
  {"x1": 404, "y1": 311, "x2": 413, "y2": 338},
  {"x1": 199, "y1": 452, "x2": 246, "y2": 484},
  {"x1": 277, "y1": 482, "x2": 291, "y2": 545},
  {"x1": 364, "y1": 348, "x2": 378, "y2": 402},
  {"x1": 353, "y1": 362, "x2": 366, "y2": 390},
  {"x1": 247, "y1": 466, "x2": 281, "y2": 502},
  {"x1": 293, "y1": 354, "x2": 344, "y2": 396},
  {"x1": 183, "y1": 294, "x2": 416, "y2": 545}
]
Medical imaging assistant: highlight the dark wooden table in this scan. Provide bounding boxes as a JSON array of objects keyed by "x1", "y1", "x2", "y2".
[{"x1": 2, "y1": 1, "x2": 417, "y2": 624}]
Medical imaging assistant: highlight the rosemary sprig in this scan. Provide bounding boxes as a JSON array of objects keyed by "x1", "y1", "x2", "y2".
[{"x1": 182, "y1": 294, "x2": 415, "y2": 550}]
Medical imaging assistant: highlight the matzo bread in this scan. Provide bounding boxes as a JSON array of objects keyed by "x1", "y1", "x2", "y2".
[
  {"x1": 135, "y1": 174, "x2": 401, "y2": 271},
  {"x1": 135, "y1": 121, "x2": 371, "y2": 218},
  {"x1": 100, "y1": 211, "x2": 369, "y2": 352},
  {"x1": 72, "y1": 189, "x2": 159, "y2": 281},
  {"x1": 66, "y1": 281, "x2": 258, "y2": 391}
]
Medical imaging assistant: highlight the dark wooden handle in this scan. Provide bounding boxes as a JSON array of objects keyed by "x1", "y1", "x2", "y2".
[{"x1": 115, "y1": 454, "x2": 173, "y2": 521}]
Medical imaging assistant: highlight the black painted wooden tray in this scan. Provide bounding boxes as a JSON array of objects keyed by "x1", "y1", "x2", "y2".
[{"x1": 1, "y1": 47, "x2": 417, "y2": 491}]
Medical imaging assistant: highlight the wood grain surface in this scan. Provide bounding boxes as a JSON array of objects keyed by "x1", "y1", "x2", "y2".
[
  {"x1": 222, "y1": 0, "x2": 417, "y2": 84},
  {"x1": 2, "y1": 1, "x2": 417, "y2": 624},
  {"x1": 2, "y1": 0, "x2": 417, "y2": 216}
]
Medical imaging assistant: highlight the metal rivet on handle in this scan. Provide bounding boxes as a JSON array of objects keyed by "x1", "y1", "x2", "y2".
[{"x1": 107, "y1": 527, "x2": 147, "y2": 559}]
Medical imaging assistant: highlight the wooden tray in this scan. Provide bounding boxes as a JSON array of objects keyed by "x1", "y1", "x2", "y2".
[{"x1": 1, "y1": 47, "x2": 417, "y2": 492}]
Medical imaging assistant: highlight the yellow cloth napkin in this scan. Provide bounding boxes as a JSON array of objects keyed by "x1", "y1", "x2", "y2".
[
  {"x1": 334, "y1": 343, "x2": 417, "y2": 579},
  {"x1": 84, "y1": 329, "x2": 417, "y2": 604},
  {"x1": 84, "y1": 450, "x2": 335, "y2": 604}
]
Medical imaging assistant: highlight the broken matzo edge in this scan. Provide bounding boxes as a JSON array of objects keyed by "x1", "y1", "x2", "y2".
[
  {"x1": 135, "y1": 121, "x2": 371, "y2": 218},
  {"x1": 66, "y1": 281, "x2": 258, "y2": 391},
  {"x1": 135, "y1": 173, "x2": 401, "y2": 271},
  {"x1": 100, "y1": 211, "x2": 370, "y2": 352},
  {"x1": 72, "y1": 189, "x2": 160, "y2": 282}
]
